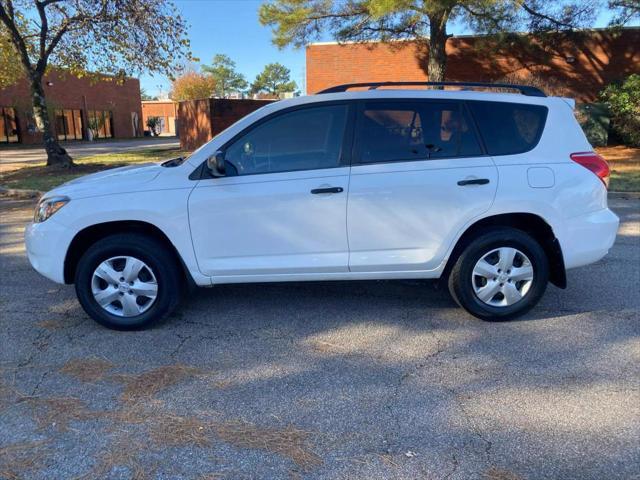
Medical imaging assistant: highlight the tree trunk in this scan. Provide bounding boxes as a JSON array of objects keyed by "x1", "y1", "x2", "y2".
[
  {"x1": 428, "y1": 10, "x2": 450, "y2": 83},
  {"x1": 30, "y1": 75, "x2": 74, "y2": 167}
]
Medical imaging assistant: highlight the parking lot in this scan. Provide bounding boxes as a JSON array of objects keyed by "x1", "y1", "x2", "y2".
[{"x1": 0, "y1": 196, "x2": 638, "y2": 479}]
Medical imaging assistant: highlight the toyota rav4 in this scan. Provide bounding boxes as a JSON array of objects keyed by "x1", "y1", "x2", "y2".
[{"x1": 25, "y1": 81, "x2": 619, "y2": 329}]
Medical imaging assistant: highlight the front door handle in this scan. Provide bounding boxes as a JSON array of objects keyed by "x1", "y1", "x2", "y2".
[
  {"x1": 457, "y1": 178, "x2": 490, "y2": 186},
  {"x1": 311, "y1": 187, "x2": 344, "y2": 194}
]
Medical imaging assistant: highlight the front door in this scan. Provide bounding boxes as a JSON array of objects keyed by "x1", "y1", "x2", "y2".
[
  {"x1": 189, "y1": 103, "x2": 352, "y2": 278},
  {"x1": 347, "y1": 99, "x2": 498, "y2": 273}
]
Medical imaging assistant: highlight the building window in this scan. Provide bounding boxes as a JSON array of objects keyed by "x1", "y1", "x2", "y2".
[
  {"x1": 0, "y1": 107, "x2": 20, "y2": 143},
  {"x1": 88, "y1": 110, "x2": 114, "y2": 139},
  {"x1": 54, "y1": 109, "x2": 84, "y2": 141}
]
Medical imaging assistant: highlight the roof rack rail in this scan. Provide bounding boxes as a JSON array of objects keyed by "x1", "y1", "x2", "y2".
[{"x1": 317, "y1": 81, "x2": 547, "y2": 97}]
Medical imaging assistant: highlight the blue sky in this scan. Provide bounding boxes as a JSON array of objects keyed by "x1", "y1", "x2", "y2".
[{"x1": 140, "y1": 1, "x2": 634, "y2": 97}]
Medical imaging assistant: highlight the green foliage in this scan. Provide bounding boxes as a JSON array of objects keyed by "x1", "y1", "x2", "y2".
[
  {"x1": 600, "y1": 75, "x2": 640, "y2": 147},
  {"x1": 140, "y1": 88, "x2": 158, "y2": 101},
  {"x1": 259, "y1": 0, "x2": 600, "y2": 81},
  {"x1": 0, "y1": 0, "x2": 192, "y2": 80},
  {"x1": 201, "y1": 54, "x2": 248, "y2": 97},
  {"x1": 575, "y1": 103, "x2": 610, "y2": 147},
  {"x1": 146, "y1": 116, "x2": 162, "y2": 136},
  {"x1": 0, "y1": 24, "x2": 24, "y2": 88},
  {"x1": 250, "y1": 63, "x2": 297, "y2": 95}
]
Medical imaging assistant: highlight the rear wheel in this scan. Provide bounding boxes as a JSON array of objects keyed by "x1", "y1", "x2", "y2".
[
  {"x1": 448, "y1": 228, "x2": 549, "y2": 321},
  {"x1": 75, "y1": 234, "x2": 182, "y2": 330}
]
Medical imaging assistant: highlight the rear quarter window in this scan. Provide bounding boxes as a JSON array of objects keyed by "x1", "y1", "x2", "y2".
[{"x1": 467, "y1": 101, "x2": 548, "y2": 156}]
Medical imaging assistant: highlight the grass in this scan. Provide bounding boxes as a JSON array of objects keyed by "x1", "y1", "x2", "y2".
[
  {"x1": 1, "y1": 145, "x2": 638, "y2": 193},
  {"x1": 596, "y1": 146, "x2": 640, "y2": 192},
  {"x1": 0, "y1": 147, "x2": 188, "y2": 192}
]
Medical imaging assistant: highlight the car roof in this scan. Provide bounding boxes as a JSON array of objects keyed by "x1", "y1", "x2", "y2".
[{"x1": 265, "y1": 88, "x2": 558, "y2": 114}]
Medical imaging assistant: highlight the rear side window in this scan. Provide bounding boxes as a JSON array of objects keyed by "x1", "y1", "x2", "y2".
[
  {"x1": 467, "y1": 101, "x2": 548, "y2": 156},
  {"x1": 356, "y1": 101, "x2": 483, "y2": 164}
]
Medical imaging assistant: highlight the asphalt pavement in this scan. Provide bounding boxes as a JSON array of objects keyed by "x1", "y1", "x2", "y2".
[{"x1": 0, "y1": 196, "x2": 638, "y2": 479}]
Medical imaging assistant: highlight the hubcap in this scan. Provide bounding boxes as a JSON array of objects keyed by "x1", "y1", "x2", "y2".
[
  {"x1": 471, "y1": 247, "x2": 534, "y2": 307},
  {"x1": 91, "y1": 256, "x2": 158, "y2": 317}
]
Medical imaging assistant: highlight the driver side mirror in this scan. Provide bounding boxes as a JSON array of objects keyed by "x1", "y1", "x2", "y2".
[{"x1": 206, "y1": 151, "x2": 226, "y2": 177}]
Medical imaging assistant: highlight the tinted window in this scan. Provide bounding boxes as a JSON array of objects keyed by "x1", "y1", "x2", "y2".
[
  {"x1": 467, "y1": 101, "x2": 548, "y2": 156},
  {"x1": 225, "y1": 104, "x2": 348, "y2": 175},
  {"x1": 357, "y1": 101, "x2": 482, "y2": 163}
]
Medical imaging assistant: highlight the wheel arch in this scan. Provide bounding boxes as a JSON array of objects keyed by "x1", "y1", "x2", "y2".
[
  {"x1": 63, "y1": 220, "x2": 195, "y2": 289},
  {"x1": 443, "y1": 212, "x2": 566, "y2": 289}
]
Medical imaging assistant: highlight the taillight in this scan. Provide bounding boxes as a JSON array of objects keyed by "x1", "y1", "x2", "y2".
[{"x1": 570, "y1": 152, "x2": 610, "y2": 188}]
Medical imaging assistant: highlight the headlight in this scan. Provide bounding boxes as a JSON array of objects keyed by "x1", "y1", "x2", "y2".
[{"x1": 34, "y1": 196, "x2": 69, "y2": 223}]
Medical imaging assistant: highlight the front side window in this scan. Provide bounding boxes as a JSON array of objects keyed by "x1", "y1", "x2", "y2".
[
  {"x1": 356, "y1": 101, "x2": 482, "y2": 163},
  {"x1": 224, "y1": 104, "x2": 348, "y2": 175},
  {"x1": 467, "y1": 101, "x2": 548, "y2": 156}
]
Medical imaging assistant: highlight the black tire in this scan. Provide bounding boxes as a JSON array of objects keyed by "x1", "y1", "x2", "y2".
[
  {"x1": 74, "y1": 233, "x2": 183, "y2": 330},
  {"x1": 447, "y1": 227, "x2": 549, "y2": 321}
]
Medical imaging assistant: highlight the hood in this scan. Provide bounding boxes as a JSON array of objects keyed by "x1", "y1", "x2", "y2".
[{"x1": 46, "y1": 163, "x2": 163, "y2": 200}]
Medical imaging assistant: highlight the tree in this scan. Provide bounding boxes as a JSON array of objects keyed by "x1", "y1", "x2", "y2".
[
  {"x1": 169, "y1": 70, "x2": 217, "y2": 101},
  {"x1": 259, "y1": 0, "x2": 599, "y2": 84},
  {"x1": 608, "y1": 0, "x2": 640, "y2": 25},
  {"x1": 0, "y1": 0, "x2": 191, "y2": 167},
  {"x1": 0, "y1": 23, "x2": 22, "y2": 88},
  {"x1": 250, "y1": 62, "x2": 297, "y2": 96},
  {"x1": 201, "y1": 54, "x2": 248, "y2": 98},
  {"x1": 140, "y1": 88, "x2": 158, "y2": 101}
]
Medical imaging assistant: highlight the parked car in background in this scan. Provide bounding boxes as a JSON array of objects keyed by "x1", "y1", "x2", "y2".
[{"x1": 25, "y1": 82, "x2": 619, "y2": 329}]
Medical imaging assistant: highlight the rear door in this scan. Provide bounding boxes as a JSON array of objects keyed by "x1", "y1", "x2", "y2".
[{"x1": 347, "y1": 99, "x2": 498, "y2": 273}]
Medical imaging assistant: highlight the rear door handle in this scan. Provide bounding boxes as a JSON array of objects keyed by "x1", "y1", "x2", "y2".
[
  {"x1": 311, "y1": 187, "x2": 343, "y2": 194},
  {"x1": 457, "y1": 178, "x2": 490, "y2": 186}
]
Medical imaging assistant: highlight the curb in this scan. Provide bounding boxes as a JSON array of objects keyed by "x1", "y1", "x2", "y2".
[{"x1": 0, "y1": 186, "x2": 42, "y2": 199}]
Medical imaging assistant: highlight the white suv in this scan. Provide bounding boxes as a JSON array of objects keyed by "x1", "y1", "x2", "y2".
[{"x1": 25, "y1": 82, "x2": 619, "y2": 329}]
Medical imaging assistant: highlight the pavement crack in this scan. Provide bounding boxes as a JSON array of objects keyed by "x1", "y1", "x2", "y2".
[
  {"x1": 446, "y1": 386, "x2": 493, "y2": 464},
  {"x1": 443, "y1": 452, "x2": 459, "y2": 480},
  {"x1": 169, "y1": 334, "x2": 191, "y2": 359},
  {"x1": 30, "y1": 370, "x2": 50, "y2": 396}
]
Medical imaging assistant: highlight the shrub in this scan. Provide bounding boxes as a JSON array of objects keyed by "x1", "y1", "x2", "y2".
[
  {"x1": 575, "y1": 103, "x2": 610, "y2": 147},
  {"x1": 600, "y1": 74, "x2": 640, "y2": 147},
  {"x1": 146, "y1": 116, "x2": 162, "y2": 136}
]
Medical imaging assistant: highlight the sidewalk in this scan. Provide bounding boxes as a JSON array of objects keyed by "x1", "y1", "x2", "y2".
[{"x1": 0, "y1": 137, "x2": 179, "y2": 166}]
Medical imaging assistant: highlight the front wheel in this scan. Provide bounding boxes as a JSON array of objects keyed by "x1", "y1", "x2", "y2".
[
  {"x1": 448, "y1": 228, "x2": 549, "y2": 321},
  {"x1": 75, "y1": 234, "x2": 183, "y2": 330}
]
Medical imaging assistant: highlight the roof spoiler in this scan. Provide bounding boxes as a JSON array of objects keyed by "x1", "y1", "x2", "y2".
[{"x1": 317, "y1": 81, "x2": 547, "y2": 97}]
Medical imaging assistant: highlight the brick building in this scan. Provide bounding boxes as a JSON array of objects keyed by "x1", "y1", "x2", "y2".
[
  {"x1": 178, "y1": 98, "x2": 274, "y2": 151},
  {"x1": 306, "y1": 27, "x2": 640, "y2": 102},
  {"x1": 141, "y1": 100, "x2": 178, "y2": 136},
  {"x1": 0, "y1": 70, "x2": 143, "y2": 145}
]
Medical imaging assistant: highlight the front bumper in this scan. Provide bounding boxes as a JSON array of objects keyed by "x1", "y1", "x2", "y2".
[
  {"x1": 559, "y1": 207, "x2": 619, "y2": 270},
  {"x1": 24, "y1": 219, "x2": 72, "y2": 284}
]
